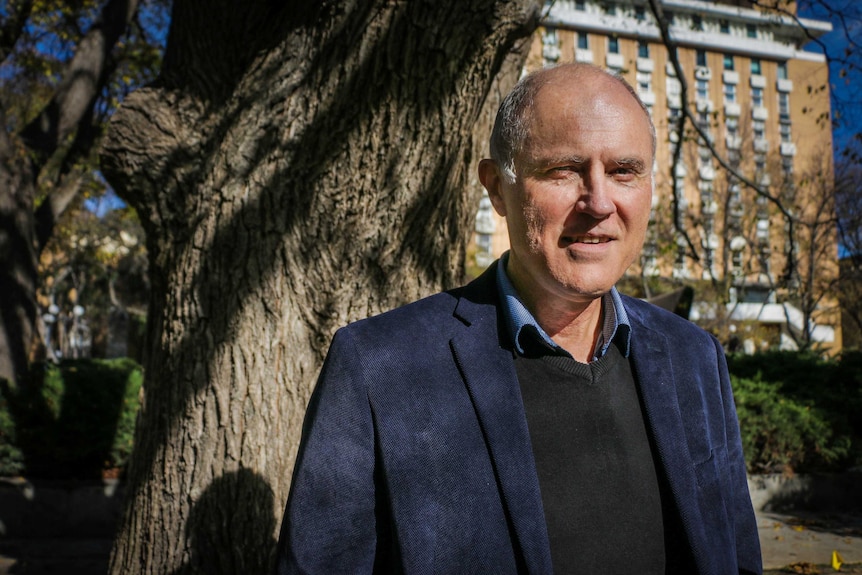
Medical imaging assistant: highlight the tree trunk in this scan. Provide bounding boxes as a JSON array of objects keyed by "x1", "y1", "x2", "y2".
[
  {"x1": 0, "y1": 119, "x2": 38, "y2": 386},
  {"x1": 101, "y1": 1, "x2": 541, "y2": 572}
]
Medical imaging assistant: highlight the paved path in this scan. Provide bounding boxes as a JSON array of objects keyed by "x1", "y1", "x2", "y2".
[
  {"x1": 0, "y1": 509, "x2": 859, "y2": 573},
  {"x1": 758, "y1": 508, "x2": 862, "y2": 570}
]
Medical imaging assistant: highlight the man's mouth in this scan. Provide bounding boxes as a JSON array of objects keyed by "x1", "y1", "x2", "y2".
[{"x1": 572, "y1": 235, "x2": 610, "y2": 244}]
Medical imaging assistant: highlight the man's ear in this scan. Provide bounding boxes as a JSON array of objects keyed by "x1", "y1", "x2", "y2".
[{"x1": 478, "y1": 159, "x2": 507, "y2": 217}]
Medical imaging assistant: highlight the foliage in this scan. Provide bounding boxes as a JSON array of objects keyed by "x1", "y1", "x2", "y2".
[
  {"x1": 0, "y1": 389, "x2": 25, "y2": 476},
  {"x1": 38, "y1": 192, "x2": 148, "y2": 360},
  {"x1": 0, "y1": 0, "x2": 168, "y2": 386},
  {"x1": 0, "y1": 358, "x2": 143, "y2": 478},
  {"x1": 729, "y1": 350, "x2": 862, "y2": 473}
]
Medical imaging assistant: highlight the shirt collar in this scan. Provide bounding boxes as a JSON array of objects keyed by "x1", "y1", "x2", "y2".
[{"x1": 495, "y1": 252, "x2": 632, "y2": 360}]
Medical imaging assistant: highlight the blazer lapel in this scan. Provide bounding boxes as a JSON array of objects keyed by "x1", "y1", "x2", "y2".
[
  {"x1": 448, "y1": 273, "x2": 553, "y2": 575},
  {"x1": 628, "y1": 317, "x2": 709, "y2": 570}
]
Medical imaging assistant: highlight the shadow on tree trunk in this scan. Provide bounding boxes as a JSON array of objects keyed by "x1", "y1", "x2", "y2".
[{"x1": 169, "y1": 469, "x2": 279, "y2": 574}]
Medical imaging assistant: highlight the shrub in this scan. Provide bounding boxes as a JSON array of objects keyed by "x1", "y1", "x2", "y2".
[
  {"x1": 729, "y1": 351, "x2": 861, "y2": 474},
  {"x1": 0, "y1": 358, "x2": 143, "y2": 479}
]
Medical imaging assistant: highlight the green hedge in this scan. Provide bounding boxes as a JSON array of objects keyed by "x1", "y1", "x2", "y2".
[
  {"x1": 2, "y1": 352, "x2": 859, "y2": 477},
  {"x1": 729, "y1": 351, "x2": 862, "y2": 474},
  {"x1": 0, "y1": 358, "x2": 142, "y2": 479}
]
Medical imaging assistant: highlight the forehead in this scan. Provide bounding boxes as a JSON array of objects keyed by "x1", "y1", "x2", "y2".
[{"x1": 520, "y1": 73, "x2": 653, "y2": 160}]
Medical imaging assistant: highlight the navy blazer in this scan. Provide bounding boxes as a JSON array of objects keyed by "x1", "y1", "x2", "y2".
[{"x1": 276, "y1": 263, "x2": 762, "y2": 574}]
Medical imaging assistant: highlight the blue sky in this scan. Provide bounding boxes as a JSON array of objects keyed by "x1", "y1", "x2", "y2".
[{"x1": 799, "y1": 0, "x2": 862, "y2": 156}]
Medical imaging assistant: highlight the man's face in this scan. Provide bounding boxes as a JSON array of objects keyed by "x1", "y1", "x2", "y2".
[{"x1": 481, "y1": 71, "x2": 654, "y2": 308}]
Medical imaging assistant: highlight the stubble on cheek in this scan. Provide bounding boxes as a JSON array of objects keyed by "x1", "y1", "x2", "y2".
[{"x1": 523, "y1": 202, "x2": 545, "y2": 254}]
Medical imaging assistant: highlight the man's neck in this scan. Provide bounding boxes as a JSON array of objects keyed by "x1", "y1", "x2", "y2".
[
  {"x1": 504, "y1": 262, "x2": 604, "y2": 362},
  {"x1": 527, "y1": 296, "x2": 604, "y2": 363}
]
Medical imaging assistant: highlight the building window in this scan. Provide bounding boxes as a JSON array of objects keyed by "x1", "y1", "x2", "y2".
[
  {"x1": 696, "y1": 79, "x2": 709, "y2": 101},
  {"x1": 746, "y1": 24, "x2": 757, "y2": 38},
  {"x1": 782, "y1": 156, "x2": 794, "y2": 175},
  {"x1": 637, "y1": 71, "x2": 652, "y2": 93},
  {"x1": 754, "y1": 152, "x2": 766, "y2": 173},
  {"x1": 605, "y1": 2, "x2": 616, "y2": 15},
  {"x1": 720, "y1": 19, "x2": 730, "y2": 34},
  {"x1": 723, "y1": 82, "x2": 736, "y2": 103},
  {"x1": 753, "y1": 119, "x2": 765, "y2": 139},
  {"x1": 542, "y1": 28, "x2": 560, "y2": 65},
  {"x1": 777, "y1": 61, "x2": 788, "y2": 80},
  {"x1": 608, "y1": 36, "x2": 619, "y2": 54},
  {"x1": 635, "y1": 5, "x2": 646, "y2": 21},
  {"x1": 726, "y1": 116, "x2": 739, "y2": 137},
  {"x1": 750, "y1": 58, "x2": 761, "y2": 75},
  {"x1": 729, "y1": 181, "x2": 742, "y2": 205},
  {"x1": 575, "y1": 0, "x2": 586, "y2": 10},
  {"x1": 752, "y1": 86, "x2": 763, "y2": 107},
  {"x1": 638, "y1": 41, "x2": 649, "y2": 58},
  {"x1": 778, "y1": 92, "x2": 790, "y2": 119},
  {"x1": 780, "y1": 121, "x2": 792, "y2": 143},
  {"x1": 697, "y1": 111, "x2": 710, "y2": 134},
  {"x1": 665, "y1": 10, "x2": 675, "y2": 24},
  {"x1": 693, "y1": 14, "x2": 703, "y2": 31},
  {"x1": 578, "y1": 31, "x2": 589, "y2": 50},
  {"x1": 696, "y1": 50, "x2": 707, "y2": 67},
  {"x1": 723, "y1": 54, "x2": 734, "y2": 71}
]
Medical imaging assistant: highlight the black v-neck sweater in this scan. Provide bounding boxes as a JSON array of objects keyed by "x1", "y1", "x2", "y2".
[{"x1": 514, "y1": 342, "x2": 666, "y2": 574}]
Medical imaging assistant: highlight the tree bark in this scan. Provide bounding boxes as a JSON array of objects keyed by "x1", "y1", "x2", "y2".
[
  {"x1": 101, "y1": 0, "x2": 541, "y2": 572},
  {"x1": 0, "y1": 108, "x2": 38, "y2": 386}
]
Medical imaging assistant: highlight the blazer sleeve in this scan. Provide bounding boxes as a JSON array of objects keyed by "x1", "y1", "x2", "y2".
[
  {"x1": 712, "y1": 334, "x2": 763, "y2": 575},
  {"x1": 274, "y1": 328, "x2": 383, "y2": 574}
]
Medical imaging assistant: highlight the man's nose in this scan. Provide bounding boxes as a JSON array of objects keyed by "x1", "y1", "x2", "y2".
[{"x1": 574, "y1": 169, "x2": 616, "y2": 218}]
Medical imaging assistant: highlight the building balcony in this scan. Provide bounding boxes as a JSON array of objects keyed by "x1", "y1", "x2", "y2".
[
  {"x1": 542, "y1": 45, "x2": 561, "y2": 61},
  {"x1": 696, "y1": 99, "x2": 714, "y2": 113},
  {"x1": 639, "y1": 91, "x2": 656, "y2": 106},
  {"x1": 637, "y1": 58, "x2": 654, "y2": 72},
  {"x1": 754, "y1": 137, "x2": 769, "y2": 153},
  {"x1": 700, "y1": 165, "x2": 716, "y2": 181},
  {"x1": 695, "y1": 66, "x2": 712, "y2": 80},
  {"x1": 781, "y1": 142, "x2": 797, "y2": 156},
  {"x1": 723, "y1": 70, "x2": 740, "y2": 85},
  {"x1": 725, "y1": 102, "x2": 741, "y2": 117},
  {"x1": 606, "y1": 52, "x2": 624, "y2": 68},
  {"x1": 726, "y1": 135, "x2": 742, "y2": 150},
  {"x1": 752, "y1": 106, "x2": 769, "y2": 120},
  {"x1": 777, "y1": 78, "x2": 794, "y2": 93},
  {"x1": 667, "y1": 95, "x2": 682, "y2": 109},
  {"x1": 575, "y1": 49, "x2": 593, "y2": 63},
  {"x1": 759, "y1": 172, "x2": 771, "y2": 186},
  {"x1": 750, "y1": 74, "x2": 767, "y2": 88}
]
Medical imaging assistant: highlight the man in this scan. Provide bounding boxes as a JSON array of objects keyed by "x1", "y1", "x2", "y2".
[{"x1": 276, "y1": 63, "x2": 762, "y2": 574}]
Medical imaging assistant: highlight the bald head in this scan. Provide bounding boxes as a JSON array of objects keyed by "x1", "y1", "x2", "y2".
[{"x1": 489, "y1": 63, "x2": 656, "y2": 183}]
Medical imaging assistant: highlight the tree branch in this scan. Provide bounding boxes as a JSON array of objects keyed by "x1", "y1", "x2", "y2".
[
  {"x1": 19, "y1": 0, "x2": 140, "y2": 168},
  {"x1": 647, "y1": 0, "x2": 802, "y2": 283},
  {"x1": 0, "y1": 0, "x2": 34, "y2": 63}
]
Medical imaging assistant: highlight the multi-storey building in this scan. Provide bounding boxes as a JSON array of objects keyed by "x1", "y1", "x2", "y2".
[{"x1": 472, "y1": 0, "x2": 840, "y2": 353}]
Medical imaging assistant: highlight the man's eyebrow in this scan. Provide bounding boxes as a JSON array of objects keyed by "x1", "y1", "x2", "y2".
[
  {"x1": 613, "y1": 157, "x2": 648, "y2": 172},
  {"x1": 526, "y1": 154, "x2": 587, "y2": 168}
]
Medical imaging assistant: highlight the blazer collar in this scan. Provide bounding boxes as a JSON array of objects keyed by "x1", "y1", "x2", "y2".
[{"x1": 449, "y1": 263, "x2": 553, "y2": 574}]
